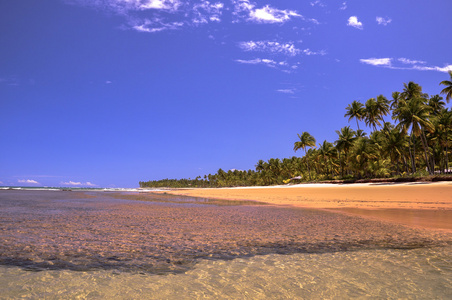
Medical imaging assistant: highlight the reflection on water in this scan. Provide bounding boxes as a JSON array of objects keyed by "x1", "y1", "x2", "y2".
[
  {"x1": 0, "y1": 190, "x2": 451, "y2": 298},
  {"x1": 1, "y1": 247, "x2": 451, "y2": 299}
]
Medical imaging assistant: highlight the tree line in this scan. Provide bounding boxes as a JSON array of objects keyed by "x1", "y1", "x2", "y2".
[{"x1": 140, "y1": 72, "x2": 452, "y2": 188}]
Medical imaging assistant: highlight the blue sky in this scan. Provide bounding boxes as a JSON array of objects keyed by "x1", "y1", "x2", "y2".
[{"x1": 1, "y1": 0, "x2": 451, "y2": 188}]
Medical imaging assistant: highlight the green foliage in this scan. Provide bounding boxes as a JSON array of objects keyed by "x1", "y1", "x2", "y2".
[{"x1": 141, "y1": 75, "x2": 452, "y2": 188}]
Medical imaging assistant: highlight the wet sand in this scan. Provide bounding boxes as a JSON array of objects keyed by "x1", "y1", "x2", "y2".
[
  {"x1": 160, "y1": 182, "x2": 452, "y2": 232},
  {"x1": 1, "y1": 190, "x2": 451, "y2": 274}
]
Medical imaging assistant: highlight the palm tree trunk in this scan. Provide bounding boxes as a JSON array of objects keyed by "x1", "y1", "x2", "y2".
[
  {"x1": 445, "y1": 146, "x2": 450, "y2": 173},
  {"x1": 402, "y1": 155, "x2": 409, "y2": 173},
  {"x1": 409, "y1": 134, "x2": 416, "y2": 174},
  {"x1": 420, "y1": 131, "x2": 433, "y2": 174},
  {"x1": 396, "y1": 157, "x2": 400, "y2": 175}
]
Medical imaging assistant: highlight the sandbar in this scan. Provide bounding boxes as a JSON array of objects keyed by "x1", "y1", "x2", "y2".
[{"x1": 160, "y1": 182, "x2": 452, "y2": 232}]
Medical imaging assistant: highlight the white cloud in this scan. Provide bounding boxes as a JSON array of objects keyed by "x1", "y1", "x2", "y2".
[
  {"x1": 302, "y1": 48, "x2": 326, "y2": 56},
  {"x1": 398, "y1": 58, "x2": 426, "y2": 65},
  {"x1": 70, "y1": 0, "x2": 311, "y2": 33},
  {"x1": 233, "y1": 0, "x2": 301, "y2": 24},
  {"x1": 340, "y1": 2, "x2": 347, "y2": 10},
  {"x1": 192, "y1": 1, "x2": 224, "y2": 24},
  {"x1": 310, "y1": 0, "x2": 325, "y2": 8},
  {"x1": 132, "y1": 19, "x2": 184, "y2": 33},
  {"x1": 412, "y1": 64, "x2": 452, "y2": 73},
  {"x1": 277, "y1": 89, "x2": 295, "y2": 94},
  {"x1": 238, "y1": 41, "x2": 301, "y2": 56},
  {"x1": 69, "y1": 0, "x2": 183, "y2": 13},
  {"x1": 235, "y1": 58, "x2": 288, "y2": 68},
  {"x1": 60, "y1": 181, "x2": 97, "y2": 187},
  {"x1": 360, "y1": 58, "x2": 392, "y2": 66},
  {"x1": 360, "y1": 57, "x2": 452, "y2": 73},
  {"x1": 250, "y1": 5, "x2": 301, "y2": 23},
  {"x1": 376, "y1": 16, "x2": 392, "y2": 26},
  {"x1": 61, "y1": 181, "x2": 82, "y2": 186},
  {"x1": 347, "y1": 16, "x2": 363, "y2": 29},
  {"x1": 138, "y1": 0, "x2": 182, "y2": 11},
  {"x1": 238, "y1": 41, "x2": 326, "y2": 57},
  {"x1": 106, "y1": 80, "x2": 112, "y2": 84},
  {"x1": 18, "y1": 179, "x2": 40, "y2": 184}
]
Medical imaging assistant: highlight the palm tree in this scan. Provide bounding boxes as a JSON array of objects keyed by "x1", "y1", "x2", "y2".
[
  {"x1": 350, "y1": 137, "x2": 377, "y2": 178},
  {"x1": 400, "y1": 81, "x2": 425, "y2": 101},
  {"x1": 428, "y1": 95, "x2": 446, "y2": 115},
  {"x1": 294, "y1": 132, "x2": 316, "y2": 180},
  {"x1": 390, "y1": 91, "x2": 402, "y2": 110},
  {"x1": 345, "y1": 100, "x2": 365, "y2": 130},
  {"x1": 439, "y1": 70, "x2": 452, "y2": 103},
  {"x1": 376, "y1": 95, "x2": 390, "y2": 124},
  {"x1": 432, "y1": 109, "x2": 452, "y2": 173},
  {"x1": 364, "y1": 98, "x2": 383, "y2": 132},
  {"x1": 393, "y1": 96, "x2": 435, "y2": 174},
  {"x1": 335, "y1": 126, "x2": 357, "y2": 176},
  {"x1": 382, "y1": 127, "x2": 409, "y2": 175},
  {"x1": 318, "y1": 140, "x2": 337, "y2": 178}
]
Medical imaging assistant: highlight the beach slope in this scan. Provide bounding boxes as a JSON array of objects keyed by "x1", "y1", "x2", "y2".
[{"x1": 162, "y1": 182, "x2": 452, "y2": 232}]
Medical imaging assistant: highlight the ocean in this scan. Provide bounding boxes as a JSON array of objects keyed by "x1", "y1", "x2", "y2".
[{"x1": 0, "y1": 189, "x2": 451, "y2": 299}]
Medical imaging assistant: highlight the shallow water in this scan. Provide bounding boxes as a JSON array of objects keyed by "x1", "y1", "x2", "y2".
[
  {"x1": 0, "y1": 190, "x2": 451, "y2": 299},
  {"x1": 1, "y1": 247, "x2": 451, "y2": 299}
]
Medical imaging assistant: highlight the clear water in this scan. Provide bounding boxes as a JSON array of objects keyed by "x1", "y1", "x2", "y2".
[
  {"x1": 0, "y1": 190, "x2": 451, "y2": 299},
  {"x1": 1, "y1": 247, "x2": 451, "y2": 299}
]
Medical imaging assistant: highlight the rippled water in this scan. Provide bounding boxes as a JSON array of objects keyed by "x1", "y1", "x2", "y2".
[
  {"x1": 1, "y1": 190, "x2": 451, "y2": 299},
  {"x1": 1, "y1": 247, "x2": 451, "y2": 299}
]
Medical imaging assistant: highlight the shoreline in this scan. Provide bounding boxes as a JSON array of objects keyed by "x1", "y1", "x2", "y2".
[{"x1": 157, "y1": 182, "x2": 452, "y2": 233}]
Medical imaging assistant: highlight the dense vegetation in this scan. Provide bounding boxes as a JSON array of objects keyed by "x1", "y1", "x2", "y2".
[{"x1": 140, "y1": 72, "x2": 452, "y2": 188}]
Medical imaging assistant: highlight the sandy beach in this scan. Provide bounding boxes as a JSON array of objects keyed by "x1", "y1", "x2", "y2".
[{"x1": 161, "y1": 182, "x2": 452, "y2": 232}]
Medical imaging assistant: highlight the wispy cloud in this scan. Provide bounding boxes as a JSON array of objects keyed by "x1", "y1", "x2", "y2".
[
  {"x1": 131, "y1": 19, "x2": 184, "y2": 33},
  {"x1": 235, "y1": 58, "x2": 287, "y2": 67},
  {"x1": 69, "y1": 0, "x2": 183, "y2": 12},
  {"x1": 277, "y1": 88, "x2": 296, "y2": 94},
  {"x1": 398, "y1": 58, "x2": 426, "y2": 65},
  {"x1": 360, "y1": 57, "x2": 452, "y2": 73},
  {"x1": 238, "y1": 41, "x2": 301, "y2": 56},
  {"x1": 60, "y1": 181, "x2": 97, "y2": 187},
  {"x1": 310, "y1": 0, "x2": 325, "y2": 8},
  {"x1": 69, "y1": 0, "x2": 307, "y2": 33},
  {"x1": 347, "y1": 16, "x2": 363, "y2": 29},
  {"x1": 238, "y1": 41, "x2": 326, "y2": 58},
  {"x1": 340, "y1": 2, "x2": 347, "y2": 10},
  {"x1": 192, "y1": 1, "x2": 224, "y2": 24},
  {"x1": 360, "y1": 58, "x2": 391, "y2": 66},
  {"x1": 302, "y1": 48, "x2": 326, "y2": 56},
  {"x1": 233, "y1": 0, "x2": 302, "y2": 23},
  {"x1": 376, "y1": 16, "x2": 391, "y2": 26},
  {"x1": 18, "y1": 179, "x2": 40, "y2": 184}
]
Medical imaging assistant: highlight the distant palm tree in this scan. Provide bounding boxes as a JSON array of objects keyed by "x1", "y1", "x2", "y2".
[
  {"x1": 432, "y1": 109, "x2": 452, "y2": 172},
  {"x1": 294, "y1": 132, "x2": 316, "y2": 180},
  {"x1": 390, "y1": 91, "x2": 402, "y2": 110},
  {"x1": 364, "y1": 98, "x2": 382, "y2": 132},
  {"x1": 428, "y1": 95, "x2": 446, "y2": 115},
  {"x1": 400, "y1": 81, "x2": 426, "y2": 102},
  {"x1": 335, "y1": 126, "x2": 356, "y2": 175},
  {"x1": 393, "y1": 97, "x2": 434, "y2": 174},
  {"x1": 376, "y1": 94, "x2": 390, "y2": 124},
  {"x1": 439, "y1": 70, "x2": 452, "y2": 103},
  {"x1": 382, "y1": 127, "x2": 409, "y2": 175},
  {"x1": 345, "y1": 100, "x2": 365, "y2": 130},
  {"x1": 318, "y1": 140, "x2": 337, "y2": 177},
  {"x1": 350, "y1": 137, "x2": 377, "y2": 178}
]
